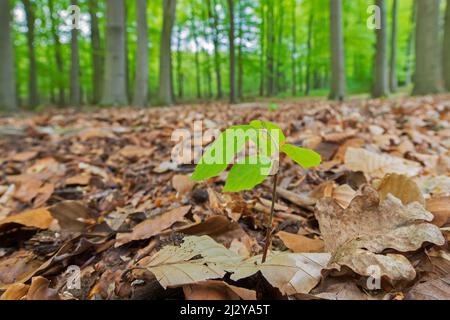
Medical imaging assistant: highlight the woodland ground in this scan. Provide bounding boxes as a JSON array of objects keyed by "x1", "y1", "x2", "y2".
[{"x1": 0, "y1": 96, "x2": 449, "y2": 300}]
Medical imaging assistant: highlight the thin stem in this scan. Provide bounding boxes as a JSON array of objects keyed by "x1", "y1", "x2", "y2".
[{"x1": 262, "y1": 173, "x2": 278, "y2": 263}]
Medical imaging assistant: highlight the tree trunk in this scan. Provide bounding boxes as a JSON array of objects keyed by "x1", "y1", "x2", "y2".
[
  {"x1": 70, "y1": 0, "x2": 81, "y2": 108},
  {"x1": 132, "y1": 0, "x2": 149, "y2": 107},
  {"x1": 329, "y1": 0, "x2": 346, "y2": 101},
  {"x1": 389, "y1": 0, "x2": 398, "y2": 92},
  {"x1": 23, "y1": 0, "x2": 39, "y2": 108},
  {"x1": 291, "y1": 0, "x2": 297, "y2": 96},
  {"x1": 88, "y1": 0, "x2": 102, "y2": 105},
  {"x1": 266, "y1": 0, "x2": 275, "y2": 96},
  {"x1": 305, "y1": 11, "x2": 313, "y2": 95},
  {"x1": 190, "y1": 11, "x2": 202, "y2": 100},
  {"x1": 0, "y1": 0, "x2": 17, "y2": 111},
  {"x1": 48, "y1": 0, "x2": 65, "y2": 107},
  {"x1": 227, "y1": 0, "x2": 236, "y2": 104},
  {"x1": 201, "y1": 6, "x2": 213, "y2": 99},
  {"x1": 372, "y1": 0, "x2": 389, "y2": 98},
  {"x1": 175, "y1": 25, "x2": 184, "y2": 100},
  {"x1": 444, "y1": 0, "x2": 450, "y2": 91},
  {"x1": 259, "y1": 0, "x2": 265, "y2": 96},
  {"x1": 207, "y1": 0, "x2": 223, "y2": 99},
  {"x1": 405, "y1": 0, "x2": 417, "y2": 86},
  {"x1": 275, "y1": 0, "x2": 285, "y2": 94},
  {"x1": 413, "y1": 0, "x2": 441, "y2": 95},
  {"x1": 237, "y1": 0, "x2": 244, "y2": 100},
  {"x1": 159, "y1": 0, "x2": 176, "y2": 105},
  {"x1": 101, "y1": 0, "x2": 128, "y2": 106}
]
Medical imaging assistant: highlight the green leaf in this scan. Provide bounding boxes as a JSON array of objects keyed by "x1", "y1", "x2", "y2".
[
  {"x1": 191, "y1": 125, "x2": 254, "y2": 181},
  {"x1": 249, "y1": 120, "x2": 286, "y2": 157},
  {"x1": 223, "y1": 155, "x2": 273, "y2": 192},
  {"x1": 281, "y1": 144, "x2": 321, "y2": 169}
]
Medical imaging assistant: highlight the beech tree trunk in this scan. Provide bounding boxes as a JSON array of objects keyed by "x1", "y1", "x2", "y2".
[
  {"x1": 0, "y1": 0, "x2": 17, "y2": 111},
  {"x1": 389, "y1": 0, "x2": 398, "y2": 92},
  {"x1": 444, "y1": 0, "x2": 450, "y2": 91},
  {"x1": 159, "y1": 0, "x2": 176, "y2": 105},
  {"x1": 101, "y1": 0, "x2": 128, "y2": 106},
  {"x1": 70, "y1": 0, "x2": 81, "y2": 108},
  {"x1": 227, "y1": 0, "x2": 237, "y2": 104},
  {"x1": 132, "y1": 0, "x2": 149, "y2": 107},
  {"x1": 372, "y1": 0, "x2": 389, "y2": 98},
  {"x1": 329, "y1": 0, "x2": 346, "y2": 101},
  {"x1": 413, "y1": 0, "x2": 441, "y2": 95},
  {"x1": 23, "y1": 0, "x2": 39, "y2": 108},
  {"x1": 48, "y1": 0, "x2": 65, "y2": 107},
  {"x1": 88, "y1": 0, "x2": 103, "y2": 104}
]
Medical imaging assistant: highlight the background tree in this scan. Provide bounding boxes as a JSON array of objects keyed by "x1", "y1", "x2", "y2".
[
  {"x1": 444, "y1": 0, "x2": 450, "y2": 91},
  {"x1": 101, "y1": 0, "x2": 128, "y2": 106},
  {"x1": 159, "y1": 0, "x2": 176, "y2": 105},
  {"x1": 372, "y1": 0, "x2": 389, "y2": 98},
  {"x1": 88, "y1": 0, "x2": 103, "y2": 104},
  {"x1": 48, "y1": 0, "x2": 65, "y2": 107},
  {"x1": 23, "y1": 0, "x2": 39, "y2": 107},
  {"x1": 329, "y1": 0, "x2": 346, "y2": 101},
  {"x1": 0, "y1": 0, "x2": 17, "y2": 111},
  {"x1": 132, "y1": 0, "x2": 149, "y2": 107},
  {"x1": 413, "y1": 0, "x2": 441, "y2": 95},
  {"x1": 70, "y1": 0, "x2": 81, "y2": 108},
  {"x1": 227, "y1": 0, "x2": 237, "y2": 103},
  {"x1": 389, "y1": 0, "x2": 398, "y2": 92}
]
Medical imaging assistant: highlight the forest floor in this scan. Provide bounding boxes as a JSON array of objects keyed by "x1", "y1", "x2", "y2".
[{"x1": 0, "y1": 95, "x2": 449, "y2": 300}]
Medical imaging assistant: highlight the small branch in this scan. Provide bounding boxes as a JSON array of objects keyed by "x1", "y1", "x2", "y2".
[{"x1": 262, "y1": 173, "x2": 278, "y2": 263}]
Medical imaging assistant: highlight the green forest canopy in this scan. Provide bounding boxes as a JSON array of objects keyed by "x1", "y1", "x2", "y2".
[{"x1": 3, "y1": 0, "x2": 450, "y2": 109}]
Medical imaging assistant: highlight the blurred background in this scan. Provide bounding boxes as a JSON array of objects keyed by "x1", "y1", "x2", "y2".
[{"x1": 0, "y1": 0, "x2": 449, "y2": 110}]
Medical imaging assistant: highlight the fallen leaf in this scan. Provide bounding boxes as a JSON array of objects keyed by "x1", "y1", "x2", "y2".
[
  {"x1": 119, "y1": 145, "x2": 152, "y2": 159},
  {"x1": 49, "y1": 201, "x2": 97, "y2": 232},
  {"x1": 0, "y1": 208, "x2": 54, "y2": 230},
  {"x1": 183, "y1": 280, "x2": 256, "y2": 300},
  {"x1": 26, "y1": 276, "x2": 60, "y2": 300},
  {"x1": 344, "y1": 148, "x2": 422, "y2": 178},
  {"x1": 426, "y1": 197, "x2": 450, "y2": 227},
  {"x1": 230, "y1": 252, "x2": 330, "y2": 296},
  {"x1": 116, "y1": 206, "x2": 191, "y2": 246},
  {"x1": 315, "y1": 186, "x2": 445, "y2": 282},
  {"x1": 65, "y1": 174, "x2": 91, "y2": 186},
  {"x1": 0, "y1": 283, "x2": 30, "y2": 300},
  {"x1": 172, "y1": 175, "x2": 195, "y2": 195},
  {"x1": 377, "y1": 173, "x2": 425, "y2": 205},
  {"x1": 137, "y1": 235, "x2": 242, "y2": 289},
  {"x1": 277, "y1": 231, "x2": 325, "y2": 253},
  {"x1": 416, "y1": 175, "x2": 450, "y2": 196},
  {"x1": 11, "y1": 151, "x2": 38, "y2": 162},
  {"x1": 13, "y1": 179, "x2": 42, "y2": 203},
  {"x1": 406, "y1": 277, "x2": 450, "y2": 300}
]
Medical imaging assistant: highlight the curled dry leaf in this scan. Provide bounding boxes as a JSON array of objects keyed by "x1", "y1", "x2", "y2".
[
  {"x1": 426, "y1": 196, "x2": 450, "y2": 227},
  {"x1": 277, "y1": 231, "x2": 325, "y2": 253},
  {"x1": 405, "y1": 278, "x2": 450, "y2": 300},
  {"x1": 230, "y1": 252, "x2": 330, "y2": 296},
  {"x1": 116, "y1": 205, "x2": 191, "y2": 246},
  {"x1": 137, "y1": 236, "x2": 242, "y2": 289},
  {"x1": 172, "y1": 174, "x2": 195, "y2": 195},
  {"x1": 26, "y1": 276, "x2": 60, "y2": 300},
  {"x1": 377, "y1": 173, "x2": 425, "y2": 205},
  {"x1": 344, "y1": 148, "x2": 422, "y2": 178},
  {"x1": 183, "y1": 280, "x2": 256, "y2": 300},
  {"x1": 0, "y1": 208, "x2": 54, "y2": 231},
  {"x1": 315, "y1": 186, "x2": 445, "y2": 282},
  {"x1": 0, "y1": 283, "x2": 29, "y2": 300},
  {"x1": 48, "y1": 201, "x2": 97, "y2": 232}
]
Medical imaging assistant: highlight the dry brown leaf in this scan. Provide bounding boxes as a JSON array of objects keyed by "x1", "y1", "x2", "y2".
[
  {"x1": 230, "y1": 252, "x2": 330, "y2": 296},
  {"x1": 276, "y1": 187, "x2": 316, "y2": 208},
  {"x1": 277, "y1": 231, "x2": 325, "y2": 253},
  {"x1": 377, "y1": 173, "x2": 425, "y2": 205},
  {"x1": 0, "y1": 283, "x2": 29, "y2": 300},
  {"x1": 315, "y1": 186, "x2": 445, "y2": 282},
  {"x1": 172, "y1": 175, "x2": 195, "y2": 195},
  {"x1": 333, "y1": 138, "x2": 365, "y2": 162},
  {"x1": 13, "y1": 179, "x2": 42, "y2": 203},
  {"x1": 183, "y1": 280, "x2": 256, "y2": 300},
  {"x1": 49, "y1": 201, "x2": 97, "y2": 232},
  {"x1": 416, "y1": 175, "x2": 450, "y2": 196},
  {"x1": 65, "y1": 174, "x2": 91, "y2": 186},
  {"x1": 0, "y1": 208, "x2": 54, "y2": 230},
  {"x1": 332, "y1": 184, "x2": 357, "y2": 209},
  {"x1": 26, "y1": 276, "x2": 60, "y2": 300},
  {"x1": 116, "y1": 205, "x2": 191, "y2": 246},
  {"x1": 405, "y1": 277, "x2": 450, "y2": 300},
  {"x1": 426, "y1": 196, "x2": 450, "y2": 227},
  {"x1": 344, "y1": 148, "x2": 422, "y2": 178},
  {"x1": 119, "y1": 145, "x2": 152, "y2": 159},
  {"x1": 137, "y1": 236, "x2": 242, "y2": 289},
  {"x1": 11, "y1": 151, "x2": 38, "y2": 162}
]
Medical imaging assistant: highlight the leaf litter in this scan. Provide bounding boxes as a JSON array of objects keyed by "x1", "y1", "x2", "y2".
[{"x1": 0, "y1": 96, "x2": 449, "y2": 300}]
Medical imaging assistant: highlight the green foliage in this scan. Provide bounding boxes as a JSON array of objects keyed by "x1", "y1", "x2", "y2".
[
  {"x1": 268, "y1": 102, "x2": 279, "y2": 112},
  {"x1": 192, "y1": 120, "x2": 321, "y2": 192}
]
